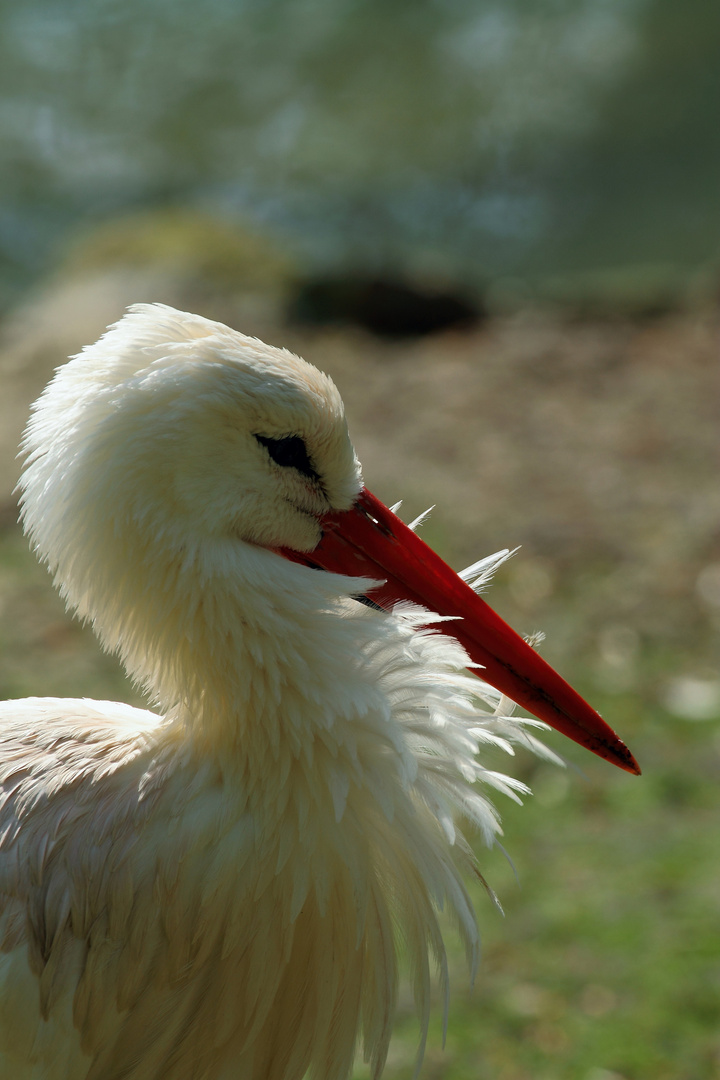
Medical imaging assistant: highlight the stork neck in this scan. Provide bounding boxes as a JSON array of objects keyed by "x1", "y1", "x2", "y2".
[{"x1": 118, "y1": 538, "x2": 377, "y2": 761}]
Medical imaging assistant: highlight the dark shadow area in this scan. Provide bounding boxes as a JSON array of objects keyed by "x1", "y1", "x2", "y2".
[{"x1": 289, "y1": 274, "x2": 483, "y2": 338}]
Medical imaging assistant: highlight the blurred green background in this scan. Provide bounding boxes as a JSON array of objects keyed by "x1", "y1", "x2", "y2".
[
  {"x1": 1, "y1": 0, "x2": 720, "y2": 309},
  {"x1": 0, "y1": 1, "x2": 719, "y2": 1077}
]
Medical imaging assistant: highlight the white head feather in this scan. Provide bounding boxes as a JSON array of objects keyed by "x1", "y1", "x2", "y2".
[{"x1": 20, "y1": 304, "x2": 364, "y2": 704}]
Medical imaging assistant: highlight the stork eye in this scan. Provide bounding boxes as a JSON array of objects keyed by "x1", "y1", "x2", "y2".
[{"x1": 254, "y1": 434, "x2": 319, "y2": 481}]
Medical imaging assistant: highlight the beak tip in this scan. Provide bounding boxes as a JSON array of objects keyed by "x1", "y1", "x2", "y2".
[{"x1": 606, "y1": 741, "x2": 642, "y2": 776}]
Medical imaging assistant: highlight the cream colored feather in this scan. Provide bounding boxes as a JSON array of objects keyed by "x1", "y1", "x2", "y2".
[{"x1": 0, "y1": 305, "x2": 549, "y2": 1080}]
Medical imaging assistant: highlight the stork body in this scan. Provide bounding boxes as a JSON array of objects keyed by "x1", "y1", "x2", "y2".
[{"x1": 0, "y1": 306, "x2": 637, "y2": 1079}]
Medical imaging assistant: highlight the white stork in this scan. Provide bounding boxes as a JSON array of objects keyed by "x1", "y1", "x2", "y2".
[{"x1": 0, "y1": 304, "x2": 639, "y2": 1079}]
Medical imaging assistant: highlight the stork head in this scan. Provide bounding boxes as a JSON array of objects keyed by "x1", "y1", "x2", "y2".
[
  {"x1": 19, "y1": 303, "x2": 639, "y2": 774},
  {"x1": 21, "y1": 304, "x2": 361, "y2": 562}
]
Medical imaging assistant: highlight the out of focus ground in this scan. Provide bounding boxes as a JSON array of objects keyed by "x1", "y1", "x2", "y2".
[{"x1": 0, "y1": 233, "x2": 718, "y2": 1078}]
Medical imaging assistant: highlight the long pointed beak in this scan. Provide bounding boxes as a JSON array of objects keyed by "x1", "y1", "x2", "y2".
[{"x1": 279, "y1": 488, "x2": 640, "y2": 775}]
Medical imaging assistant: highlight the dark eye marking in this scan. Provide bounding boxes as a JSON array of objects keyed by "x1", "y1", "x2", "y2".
[{"x1": 254, "y1": 433, "x2": 320, "y2": 482}]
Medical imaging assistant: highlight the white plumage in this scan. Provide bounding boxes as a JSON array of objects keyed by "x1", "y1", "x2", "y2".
[{"x1": 0, "y1": 304, "x2": 637, "y2": 1079}]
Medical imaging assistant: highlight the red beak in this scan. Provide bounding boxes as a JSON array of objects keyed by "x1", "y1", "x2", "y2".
[{"x1": 279, "y1": 488, "x2": 640, "y2": 775}]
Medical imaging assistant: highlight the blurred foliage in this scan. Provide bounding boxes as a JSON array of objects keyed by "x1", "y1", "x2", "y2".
[
  {"x1": 0, "y1": 0, "x2": 719, "y2": 308},
  {"x1": 60, "y1": 209, "x2": 297, "y2": 293}
]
